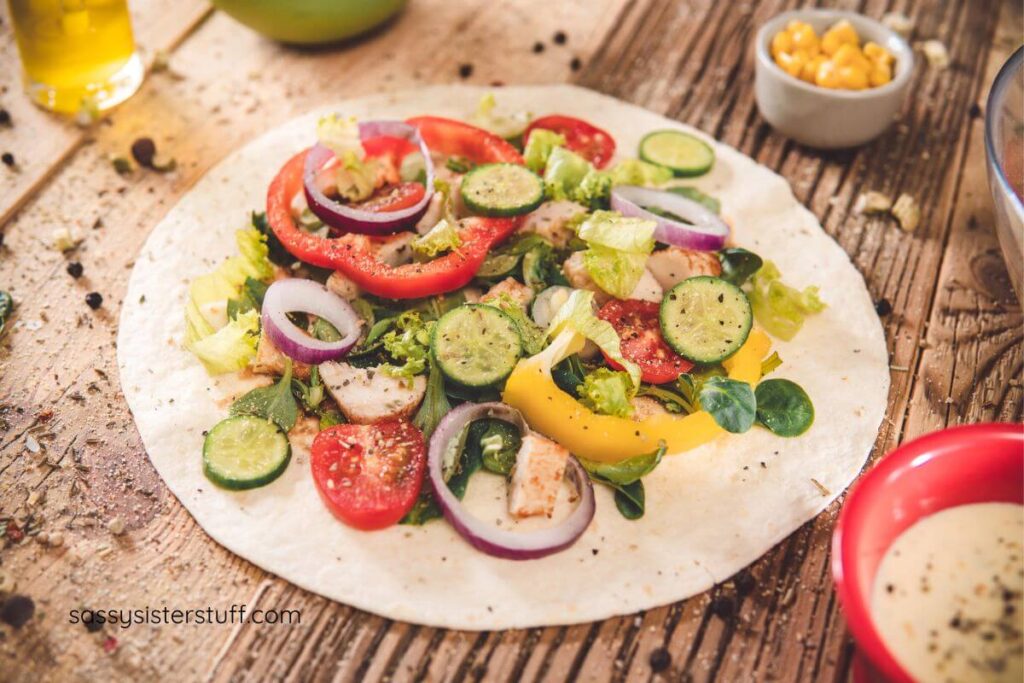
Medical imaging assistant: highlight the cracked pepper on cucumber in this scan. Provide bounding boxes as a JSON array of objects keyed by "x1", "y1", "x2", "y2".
[{"x1": 183, "y1": 96, "x2": 825, "y2": 560}]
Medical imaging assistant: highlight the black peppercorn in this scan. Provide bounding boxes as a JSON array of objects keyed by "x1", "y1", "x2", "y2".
[
  {"x1": 67, "y1": 261, "x2": 84, "y2": 278},
  {"x1": 709, "y1": 594, "x2": 735, "y2": 619},
  {"x1": 85, "y1": 292, "x2": 103, "y2": 309},
  {"x1": 458, "y1": 63, "x2": 473, "y2": 79},
  {"x1": 569, "y1": 57, "x2": 582, "y2": 71},
  {"x1": 131, "y1": 137, "x2": 156, "y2": 167},
  {"x1": 83, "y1": 612, "x2": 103, "y2": 632},
  {"x1": 1, "y1": 152, "x2": 14, "y2": 167},
  {"x1": 532, "y1": 41, "x2": 545, "y2": 54},
  {"x1": 553, "y1": 31, "x2": 567, "y2": 45},
  {"x1": 874, "y1": 298, "x2": 892, "y2": 316},
  {"x1": 0, "y1": 109, "x2": 11, "y2": 127},
  {"x1": 0, "y1": 595, "x2": 35, "y2": 629},
  {"x1": 648, "y1": 647, "x2": 671, "y2": 672}
]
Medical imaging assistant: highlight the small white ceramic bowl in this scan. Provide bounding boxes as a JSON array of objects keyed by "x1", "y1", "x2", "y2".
[{"x1": 754, "y1": 9, "x2": 914, "y2": 149}]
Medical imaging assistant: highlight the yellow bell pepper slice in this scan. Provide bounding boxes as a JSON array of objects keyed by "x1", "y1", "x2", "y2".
[{"x1": 503, "y1": 329, "x2": 771, "y2": 463}]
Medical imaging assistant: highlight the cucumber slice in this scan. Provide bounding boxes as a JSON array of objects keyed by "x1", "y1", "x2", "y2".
[
  {"x1": 203, "y1": 415, "x2": 291, "y2": 490},
  {"x1": 432, "y1": 304, "x2": 523, "y2": 386},
  {"x1": 460, "y1": 163, "x2": 544, "y2": 217},
  {"x1": 660, "y1": 277, "x2": 752, "y2": 363},
  {"x1": 639, "y1": 130, "x2": 715, "y2": 177},
  {"x1": 476, "y1": 252, "x2": 521, "y2": 280}
]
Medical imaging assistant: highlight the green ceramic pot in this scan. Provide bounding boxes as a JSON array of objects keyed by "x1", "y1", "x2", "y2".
[{"x1": 211, "y1": 0, "x2": 408, "y2": 45}]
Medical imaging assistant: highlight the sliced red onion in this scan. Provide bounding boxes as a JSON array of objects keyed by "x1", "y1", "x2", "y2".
[
  {"x1": 612, "y1": 185, "x2": 729, "y2": 251},
  {"x1": 428, "y1": 402, "x2": 595, "y2": 560},
  {"x1": 261, "y1": 279, "x2": 363, "y2": 364},
  {"x1": 303, "y1": 120, "x2": 435, "y2": 235}
]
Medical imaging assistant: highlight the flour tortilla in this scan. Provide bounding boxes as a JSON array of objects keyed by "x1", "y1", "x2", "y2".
[{"x1": 117, "y1": 85, "x2": 889, "y2": 630}]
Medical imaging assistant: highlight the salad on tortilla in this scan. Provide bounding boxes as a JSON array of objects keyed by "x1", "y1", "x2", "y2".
[{"x1": 185, "y1": 97, "x2": 825, "y2": 561}]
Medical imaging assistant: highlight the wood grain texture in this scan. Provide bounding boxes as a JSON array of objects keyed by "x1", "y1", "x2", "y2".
[{"x1": 0, "y1": 0, "x2": 1020, "y2": 681}]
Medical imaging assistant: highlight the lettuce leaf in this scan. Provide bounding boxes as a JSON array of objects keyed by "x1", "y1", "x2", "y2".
[
  {"x1": 316, "y1": 114, "x2": 378, "y2": 202},
  {"x1": 185, "y1": 306, "x2": 260, "y2": 375},
  {"x1": 543, "y1": 147, "x2": 591, "y2": 199},
  {"x1": 607, "y1": 158, "x2": 673, "y2": 186},
  {"x1": 748, "y1": 261, "x2": 826, "y2": 341},
  {"x1": 523, "y1": 129, "x2": 566, "y2": 173},
  {"x1": 412, "y1": 218, "x2": 462, "y2": 258},
  {"x1": 576, "y1": 211, "x2": 656, "y2": 299},
  {"x1": 469, "y1": 93, "x2": 531, "y2": 140},
  {"x1": 380, "y1": 312, "x2": 434, "y2": 381},
  {"x1": 578, "y1": 368, "x2": 636, "y2": 418},
  {"x1": 189, "y1": 228, "x2": 274, "y2": 308},
  {"x1": 545, "y1": 289, "x2": 640, "y2": 386}
]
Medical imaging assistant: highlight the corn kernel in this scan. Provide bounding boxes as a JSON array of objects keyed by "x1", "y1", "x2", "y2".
[
  {"x1": 771, "y1": 30, "x2": 794, "y2": 57},
  {"x1": 825, "y1": 19, "x2": 860, "y2": 46},
  {"x1": 869, "y1": 63, "x2": 892, "y2": 87},
  {"x1": 801, "y1": 55, "x2": 826, "y2": 83},
  {"x1": 832, "y1": 43, "x2": 865, "y2": 68},
  {"x1": 776, "y1": 51, "x2": 805, "y2": 78},
  {"x1": 863, "y1": 41, "x2": 895, "y2": 66},
  {"x1": 786, "y1": 20, "x2": 812, "y2": 33},
  {"x1": 838, "y1": 65, "x2": 869, "y2": 90},
  {"x1": 815, "y1": 61, "x2": 842, "y2": 89},
  {"x1": 791, "y1": 24, "x2": 820, "y2": 53}
]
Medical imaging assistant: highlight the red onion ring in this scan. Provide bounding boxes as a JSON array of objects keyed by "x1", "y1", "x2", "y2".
[
  {"x1": 303, "y1": 120, "x2": 435, "y2": 235},
  {"x1": 261, "y1": 279, "x2": 363, "y2": 364},
  {"x1": 428, "y1": 401, "x2": 595, "y2": 560},
  {"x1": 611, "y1": 185, "x2": 729, "y2": 251}
]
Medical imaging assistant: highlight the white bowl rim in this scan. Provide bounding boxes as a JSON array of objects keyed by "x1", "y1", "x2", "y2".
[
  {"x1": 984, "y1": 45, "x2": 1024, "y2": 218},
  {"x1": 755, "y1": 8, "x2": 915, "y2": 100}
]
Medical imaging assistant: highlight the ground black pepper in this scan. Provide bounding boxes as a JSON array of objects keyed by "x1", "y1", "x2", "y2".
[
  {"x1": 0, "y1": 594, "x2": 35, "y2": 628},
  {"x1": 458, "y1": 63, "x2": 474, "y2": 79},
  {"x1": 648, "y1": 647, "x2": 671, "y2": 672},
  {"x1": 85, "y1": 292, "x2": 103, "y2": 309},
  {"x1": 66, "y1": 261, "x2": 84, "y2": 278}
]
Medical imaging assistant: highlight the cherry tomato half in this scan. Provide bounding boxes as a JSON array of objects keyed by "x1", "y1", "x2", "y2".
[
  {"x1": 354, "y1": 182, "x2": 426, "y2": 214},
  {"x1": 310, "y1": 420, "x2": 426, "y2": 530},
  {"x1": 597, "y1": 299, "x2": 693, "y2": 384},
  {"x1": 524, "y1": 115, "x2": 616, "y2": 169}
]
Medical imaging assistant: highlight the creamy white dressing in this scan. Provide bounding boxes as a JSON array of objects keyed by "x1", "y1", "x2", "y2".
[{"x1": 870, "y1": 502, "x2": 1024, "y2": 683}]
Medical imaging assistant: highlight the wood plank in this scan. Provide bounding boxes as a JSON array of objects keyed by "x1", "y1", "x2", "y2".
[
  {"x1": 0, "y1": 0, "x2": 211, "y2": 228},
  {"x1": 0, "y1": 0, "x2": 1017, "y2": 681}
]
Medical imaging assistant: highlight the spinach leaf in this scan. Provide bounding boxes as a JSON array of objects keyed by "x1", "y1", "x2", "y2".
[
  {"x1": 291, "y1": 365, "x2": 325, "y2": 412},
  {"x1": 476, "y1": 419, "x2": 522, "y2": 476},
  {"x1": 230, "y1": 360, "x2": 298, "y2": 431},
  {"x1": 718, "y1": 247, "x2": 763, "y2": 287},
  {"x1": 0, "y1": 290, "x2": 12, "y2": 338},
  {"x1": 755, "y1": 378, "x2": 814, "y2": 437},
  {"x1": 613, "y1": 481, "x2": 645, "y2": 520},
  {"x1": 580, "y1": 442, "x2": 665, "y2": 485},
  {"x1": 698, "y1": 376, "x2": 755, "y2": 433},
  {"x1": 318, "y1": 408, "x2": 346, "y2": 429},
  {"x1": 636, "y1": 384, "x2": 692, "y2": 414},
  {"x1": 552, "y1": 354, "x2": 586, "y2": 395},
  {"x1": 413, "y1": 357, "x2": 451, "y2": 438},
  {"x1": 251, "y1": 211, "x2": 292, "y2": 266},
  {"x1": 760, "y1": 351, "x2": 783, "y2": 377},
  {"x1": 310, "y1": 317, "x2": 342, "y2": 342},
  {"x1": 401, "y1": 490, "x2": 443, "y2": 525},
  {"x1": 666, "y1": 186, "x2": 721, "y2": 214}
]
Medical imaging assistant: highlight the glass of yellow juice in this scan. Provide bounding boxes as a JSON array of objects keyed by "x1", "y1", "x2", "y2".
[{"x1": 7, "y1": 0, "x2": 144, "y2": 115}]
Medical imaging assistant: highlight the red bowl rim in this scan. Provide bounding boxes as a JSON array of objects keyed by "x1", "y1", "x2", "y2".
[{"x1": 831, "y1": 422, "x2": 1024, "y2": 683}]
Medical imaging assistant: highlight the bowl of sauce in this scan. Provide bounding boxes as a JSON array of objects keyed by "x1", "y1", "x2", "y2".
[{"x1": 833, "y1": 423, "x2": 1024, "y2": 682}]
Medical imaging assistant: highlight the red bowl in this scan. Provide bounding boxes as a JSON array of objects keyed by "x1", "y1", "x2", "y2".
[{"x1": 832, "y1": 423, "x2": 1024, "y2": 683}]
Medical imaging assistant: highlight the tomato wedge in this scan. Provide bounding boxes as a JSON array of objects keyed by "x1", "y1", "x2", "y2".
[
  {"x1": 524, "y1": 115, "x2": 616, "y2": 169},
  {"x1": 597, "y1": 299, "x2": 693, "y2": 384},
  {"x1": 310, "y1": 420, "x2": 426, "y2": 530},
  {"x1": 267, "y1": 149, "x2": 523, "y2": 298}
]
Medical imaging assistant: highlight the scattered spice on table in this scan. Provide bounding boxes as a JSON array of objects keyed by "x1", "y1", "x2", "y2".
[
  {"x1": 0, "y1": 594, "x2": 35, "y2": 629},
  {"x1": 67, "y1": 261, "x2": 84, "y2": 279},
  {"x1": 709, "y1": 594, "x2": 736, "y2": 619},
  {"x1": 2, "y1": 152, "x2": 14, "y2": 167},
  {"x1": 458, "y1": 63, "x2": 473, "y2": 79},
  {"x1": 570, "y1": 56, "x2": 582, "y2": 71},
  {"x1": 85, "y1": 292, "x2": 103, "y2": 310},
  {"x1": 553, "y1": 30, "x2": 567, "y2": 45},
  {"x1": 875, "y1": 298, "x2": 892, "y2": 316},
  {"x1": 0, "y1": 108, "x2": 11, "y2": 127},
  {"x1": 111, "y1": 157, "x2": 132, "y2": 175},
  {"x1": 533, "y1": 41, "x2": 545, "y2": 54},
  {"x1": 130, "y1": 137, "x2": 176, "y2": 172},
  {"x1": 648, "y1": 647, "x2": 671, "y2": 672}
]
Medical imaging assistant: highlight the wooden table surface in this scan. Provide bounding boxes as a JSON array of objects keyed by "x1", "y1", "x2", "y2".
[{"x1": 1, "y1": 1, "x2": 1021, "y2": 681}]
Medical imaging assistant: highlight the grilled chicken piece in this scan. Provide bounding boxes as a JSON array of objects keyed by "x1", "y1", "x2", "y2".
[
  {"x1": 319, "y1": 362, "x2": 426, "y2": 424},
  {"x1": 646, "y1": 247, "x2": 722, "y2": 290},
  {"x1": 480, "y1": 277, "x2": 535, "y2": 311},
  {"x1": 563, "y1": 252, "x2": 663, "y2": 305},
  {"x1": 631, "y1": 396, "x2": 670, "y2": 422},
  {"x1": 508, "y1": 434, "x2": 570, "y2": 519},
  {"x1": 629, "y1": 269, "x2": 664, "y2": 303},
  {"x1": 520, "y1": 200, "x2": 587, "y2": 248},
  {"x1": 326, "y1": 271, "x2": 361, "y2": 300},
  {"x1": 252, "y1": 327, "x2": 311, "y2": 380}
]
